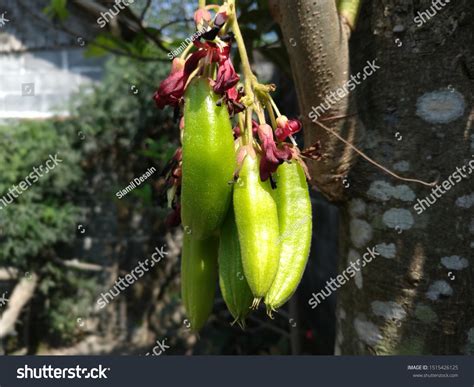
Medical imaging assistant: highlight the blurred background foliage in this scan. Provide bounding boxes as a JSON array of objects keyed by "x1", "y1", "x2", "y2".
[
  {"x1": 0, "y1": 54, "x2": 176, "y2": 348},
  {"x1": 0, "y1": 120, "x2": 82, "y2": 268}
]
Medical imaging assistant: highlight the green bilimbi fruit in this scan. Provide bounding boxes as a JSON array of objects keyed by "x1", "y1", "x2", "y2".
[
  {"x1": 181, "y1": 234, "x2": 219, "y2": 332},
  {"x1": 265, "y1": 161, "x2": 312, "y2": 314},
  {"x1": 218, "y1": 207, "x2": 253, "y2": 328},
  {"x1": 233, "y1": 153, "x2": 280, "y2": 307},
  {"x1": 181, "y1": 77, "x2": 236, "y2": 240}
]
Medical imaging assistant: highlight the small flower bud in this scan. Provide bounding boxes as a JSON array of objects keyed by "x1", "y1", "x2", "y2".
[
  {"x1": 171, "y1": 57, "x2": 185, "y2": 73},
  {"x1": 214, "y1": 5, "x2": 229, "y2": 28},
  {"x1": 194, "y1": 8, "x2": 211, "y2": 26},
  {"x1": 275, "y1": 116, "x2": 302, "y2": 141},
  {"x1": 276, "y1": 115, "x2": 289, "y2": 128}
]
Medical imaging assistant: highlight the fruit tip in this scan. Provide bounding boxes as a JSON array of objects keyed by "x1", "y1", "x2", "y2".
[{"x1": 251, "y1": 297, "x2": 261, "y2": 310}]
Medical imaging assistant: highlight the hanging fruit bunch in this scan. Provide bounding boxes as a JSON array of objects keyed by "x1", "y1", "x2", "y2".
[{"x1": 154, "y1": 0, "x2": 318, "y2": 332}]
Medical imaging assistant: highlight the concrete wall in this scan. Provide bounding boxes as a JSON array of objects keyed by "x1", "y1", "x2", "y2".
[
  {"x1": 0, "y1": 0, "x2": 106, "y2": 119},
  {"x1": 0, "y1": 47, "x2": 104, "y2": 119}
]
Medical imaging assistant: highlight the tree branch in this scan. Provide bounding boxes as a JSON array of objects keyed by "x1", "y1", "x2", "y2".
[
  {"x1": 157, "y1": 18, "x2": 194, "y2": 34},
  {"x1": 140, "y1": 0, "x2": 153, "y2": 22},
  {"x1": 269, "y1": 0, "x2": 363, "y2": 201},
  {"x1": 17, "y1": 0, "x2": 169, "y2": 62},
  {"x1": 123, "y1": 7, "x2": 170, "y2": 53},
  {"x1": 54, "y1": 258, "x2": 108, "y2": 272},
  {"x1": 0, "y1": 268, "x2": 19, "y2": 281},
  {"x1": 0, "y1": 273, "x2": 38, "y2": 339}
]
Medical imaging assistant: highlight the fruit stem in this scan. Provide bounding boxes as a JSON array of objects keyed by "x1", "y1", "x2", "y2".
[
  {"x1": 229, "y1": 0, "x2": 257, "y2": 142},
  {"x1": 179, "y1": 42, "x2": 194, "y2": 60},
  {"x1": 229, "y1": 1, "x2": 254, "y2": 98},
  {"x1": 265, "y1": 100, "x2": 278, "y2": 129},
  {"x1": 256, "y1": 105, "x2": 266, "y2": 125},
  {"x1": 244, "y1": 107, "x2": 253, "y2": 145},
  {"x1": 269, "y1": 96, "x2": 282, "y2": 117}
]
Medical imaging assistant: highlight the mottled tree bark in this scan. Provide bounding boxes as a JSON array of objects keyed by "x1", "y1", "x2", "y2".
[{"x1": 271, "y1": 0, "x2": 474, "y2": 355}]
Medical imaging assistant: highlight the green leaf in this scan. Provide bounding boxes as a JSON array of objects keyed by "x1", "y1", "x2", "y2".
[{"x1": 43, "y1": 0, "x2": 69, "y2": 21}]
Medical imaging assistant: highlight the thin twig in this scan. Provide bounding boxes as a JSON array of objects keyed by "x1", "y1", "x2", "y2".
[
  {"x1": 313, "y1": 120, "x2": 437, "y2": 187},
  {"x1": 54, "y1": 258, "x2": 108, "y2": 272},
  {"x1": 158, "y1": 18, "x2": 194, "y2": 34},
  {"x1": 140, "y1": 0, "x2": 152, "y2": 21},
  {"x1": 125, "y1": 10, "x2": 170, "y2": 53},
  {"x1": 319, "y1": 112, "x2": 358, "y2": 121}
]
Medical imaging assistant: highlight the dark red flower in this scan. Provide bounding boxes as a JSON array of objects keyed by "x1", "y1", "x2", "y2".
[
  {"x1": 153, "y1": 58, "x2": 186, "y2": 109},
  {"x1": 185, "y1": 41, "x2": 231, "y2": 75},
  {"x1": 252, "y1": 120, "x2": 259, "y2": 135},
  {"x1": 257, "y1": 124, "x2": 292, "y2": 181},
  {"x1": 226, "y1": 85, "x2": 240, "y2": 102},
  {"x1": 225, "y1": 86, "x2": 244, "y2": 116},
  {"x1": 154, "y1": 38, "x2": 238, "y2": 109},
  {"x1": 233, "y1": 125, "x2": 241, "y2": 138},
  {"x1": 154, "y1": 45, "x2": 212, "y2": 110},
  {"x1": 212, "y1": 48, "x2": 239, "y2": 94},
  {"x1": 275, "y1": 116, "x2": 302, "y2": 141},
  {"x1": 233, "y1": 119, "x2": 259, "y2": 138},
  {"x1": 193, "y1": 40, "x2": 223, "y2": 63},
  {"x1": 184, "y1": 45, "x2": 209, "y2": 74}
]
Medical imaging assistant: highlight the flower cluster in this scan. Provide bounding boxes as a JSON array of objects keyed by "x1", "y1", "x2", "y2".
[
  {"x1": 153, "y1": 7, "x2": 241, "y2": 114},
  {"x1": 232, "y1": 116, "x2": 303, "y2": 182}
]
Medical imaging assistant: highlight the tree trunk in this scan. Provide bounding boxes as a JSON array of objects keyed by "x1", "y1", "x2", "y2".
[{"x1": 271, "y1": 0, "x2": 474, "y2": 355}]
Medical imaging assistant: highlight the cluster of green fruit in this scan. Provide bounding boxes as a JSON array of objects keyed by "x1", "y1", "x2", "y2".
[
  {"x1": 180, "y1": 79, "x2": 312, "y2": 331},
  {"x1": 153, "y1": 2, "x2": 313, "y2": 332}
]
